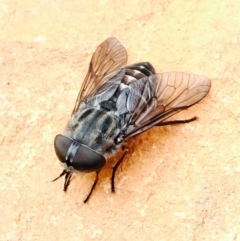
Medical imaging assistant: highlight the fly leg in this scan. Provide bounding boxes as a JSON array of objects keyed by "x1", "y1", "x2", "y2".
[
  {"x1": 157, "y1": 116, "x2": 197, "y2": 126},
  {"x1": 83, "y1": 171, "x2": 100, "y2": 203},
  {"x1": 111, "y1": 152, "x2": 128, "y2": 193}
]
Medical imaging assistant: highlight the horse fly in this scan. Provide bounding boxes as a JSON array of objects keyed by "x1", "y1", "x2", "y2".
[{"x1": 53, "y1": 37, "x2": 211, "y2": 203}]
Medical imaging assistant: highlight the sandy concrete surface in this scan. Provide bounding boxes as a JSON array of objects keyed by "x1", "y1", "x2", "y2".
[{"x1": 1, "y1": 0, "x2": 240, "y2": 240}]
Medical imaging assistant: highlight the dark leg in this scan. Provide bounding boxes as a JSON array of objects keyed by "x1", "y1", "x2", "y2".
[
  {"x1": 111, "y1": 153, "x2": 127, "y2": 193},
  {"x1": 157, "y1": 116, "x2": 197, "y2": 126},
  {"x1": 83, "y1": 171, "x2": 100, "y2": 203}
]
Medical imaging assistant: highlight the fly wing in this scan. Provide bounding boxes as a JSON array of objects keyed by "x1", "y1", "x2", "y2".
[
  {"x1": 72, "y1": 37, "x2": 127, "y2": 115},
  {"x1": 122, "y1": 72, "x2": 211, "y2": 138}
]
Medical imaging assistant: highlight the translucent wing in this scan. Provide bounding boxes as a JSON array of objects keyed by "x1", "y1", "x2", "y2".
[
  {"x1": 122, "y1": 72, "x2": 211, "y2": 138},
  {"x1": 72, "y1": 37, "x2": 128, "y2": 115}
]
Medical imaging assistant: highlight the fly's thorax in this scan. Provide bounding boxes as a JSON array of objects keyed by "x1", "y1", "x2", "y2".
[{"x1": 65, "y1": 107, "x2": 120, "y2": 155}]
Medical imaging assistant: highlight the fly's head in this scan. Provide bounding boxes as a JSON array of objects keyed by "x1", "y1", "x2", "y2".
[{"x1": 54, "y1": 134, "x2": 106, "y2": 173}]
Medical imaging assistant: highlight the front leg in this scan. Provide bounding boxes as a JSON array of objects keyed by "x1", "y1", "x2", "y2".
[{"x1": 83, "y1": 171, "x2": 100, "y2": 203}]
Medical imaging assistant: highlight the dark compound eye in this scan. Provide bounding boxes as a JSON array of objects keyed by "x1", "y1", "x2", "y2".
[{"x1": 54, "y1": 135, "x2": 106, "y2": 173}]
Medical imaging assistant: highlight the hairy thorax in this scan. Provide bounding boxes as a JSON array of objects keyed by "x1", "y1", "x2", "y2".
[{"x1": 65, "y1": 106, "x2": 120, "y2": 156}]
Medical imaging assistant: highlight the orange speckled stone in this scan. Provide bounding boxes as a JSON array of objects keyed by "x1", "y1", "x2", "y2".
[{"x1": 1, "y1": 1, "x2": 240, "y2": 240}]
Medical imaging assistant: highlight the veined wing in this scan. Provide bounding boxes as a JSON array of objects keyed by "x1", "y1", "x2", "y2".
[
  {"x1": 121, "y1": 72, "x2": 211, "y2": 138},
  {"x1": 72, "y1": 37, "x2": 127, "y2": 115}
]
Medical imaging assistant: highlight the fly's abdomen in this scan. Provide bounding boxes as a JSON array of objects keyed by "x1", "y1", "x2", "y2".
[{"x1": 67, "y1": 107, "x2": 119, "y2": 154}]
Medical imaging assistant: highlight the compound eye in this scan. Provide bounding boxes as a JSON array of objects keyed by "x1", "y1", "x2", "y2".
[
  {"x1": 54, "y1": 134, "x2": 72, "y2": 164},
  {"x1": 54, "y1": 134, "x2": 106, "y2": 173},
  {"x1": 72, "y1": 145, "x2": 106, "y2": 173}
]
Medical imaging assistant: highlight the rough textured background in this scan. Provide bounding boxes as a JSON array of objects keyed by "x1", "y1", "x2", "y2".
[{"x1": 1, "y1": 0, "x2": 240, "y2": 240}]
